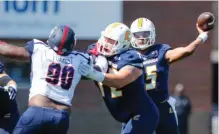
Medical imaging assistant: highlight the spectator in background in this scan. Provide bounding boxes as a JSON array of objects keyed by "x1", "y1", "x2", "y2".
[
  {"x1": 211, "y1": 104, "x2": 218, "y2": 134},
  {"x1": 172, "y1": 83, "x2": 191, "y2": 134}
]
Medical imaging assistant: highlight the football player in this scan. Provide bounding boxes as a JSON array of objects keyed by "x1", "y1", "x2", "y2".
[
  {"x1": 0, "y1": 62, "x2": 19, "y2": 134},
  {"x1": 0, "y1": 25, "x2": 90, "y2": 134},
  {"x1": 80, "y1": 22, "x2": 159, "y2": 134},
  {"x1": 130, "y1": 17, "x2": 210, "y2": 134}
]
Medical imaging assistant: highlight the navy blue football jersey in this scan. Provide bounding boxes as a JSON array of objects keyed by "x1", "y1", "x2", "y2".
[
  {"x1": 141, "y1": 44, "x2": 172, "y2": 104},
  {"x1": 94, "y1": 49, "x2": 155, "y2": 123}
]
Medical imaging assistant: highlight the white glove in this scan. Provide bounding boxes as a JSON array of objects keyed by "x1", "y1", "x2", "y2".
[
  {"x1": 95, "y1": 55, "x2": 108, "y2": 73},
  {"x1": 78, "y1": 61, "x2": 105, "y2": 82}
]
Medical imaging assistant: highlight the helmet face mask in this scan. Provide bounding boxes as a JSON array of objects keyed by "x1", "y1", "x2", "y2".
[
  {"x1": 98, "y1": 36, "x2": 118, "y2": 57},
  {"x1": 97, "y1": 22, "x2": 131, "y2": 57},
  {"x1": 130, "y1": 18, "x2": 156, "y2": 50}
]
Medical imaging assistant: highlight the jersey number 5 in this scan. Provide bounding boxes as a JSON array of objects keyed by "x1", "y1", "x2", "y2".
[
  {"x1": 145, "y1": 65, "x2": 157, "y2": 90},
  {"x1": 46, "y1": 63, "x2": 74, "y2": 90}
]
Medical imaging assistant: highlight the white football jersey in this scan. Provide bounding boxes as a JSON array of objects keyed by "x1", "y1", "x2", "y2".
[{"x1": 28, "y1": 39, "x2": 89, "y2": 106}]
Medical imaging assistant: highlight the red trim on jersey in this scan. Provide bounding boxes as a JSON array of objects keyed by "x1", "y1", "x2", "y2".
[
  {"x1": 58, "y1": 26, "x2": 69, "y2": 55},
  {"x1": 89, "y1": 43, "x2": 99, "y2": 56},
  {"x1": 0, "y1": 40, "x2": 7, "y2": 45}
]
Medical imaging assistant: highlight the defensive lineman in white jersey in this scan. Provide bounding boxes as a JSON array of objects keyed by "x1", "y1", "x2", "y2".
[
  {"x1": 0, "y1": 25, "x2": 90, "y2": 134},
  {"x1": 29, "y1": 39, "x2": 88, "y2": 106}
]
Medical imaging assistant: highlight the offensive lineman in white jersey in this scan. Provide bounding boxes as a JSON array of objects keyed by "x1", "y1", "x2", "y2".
[{"x1": 0, "y1": 25, "x2": 90, "y2": 134}]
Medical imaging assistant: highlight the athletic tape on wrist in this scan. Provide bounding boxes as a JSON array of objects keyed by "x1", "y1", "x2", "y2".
[{"x1": 197, "y1": 32, "x2": 208, "y2": 43}]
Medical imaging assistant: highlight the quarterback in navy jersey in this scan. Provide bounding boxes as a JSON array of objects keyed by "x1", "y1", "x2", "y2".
[
  {"x1": 130, "y1": 17, "x2": 211, "y2": 134},
  {"x1": 81, "y1": 22, "x2": 159, "y2": 134}
]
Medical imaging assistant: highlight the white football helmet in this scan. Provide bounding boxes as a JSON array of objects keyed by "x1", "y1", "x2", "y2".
[
  {"x1": 97, "y1": 22, "x2": 132, "y2": 57},
  {"x1": 130, "y1": 18, "x2": 156, "y2": 50}
]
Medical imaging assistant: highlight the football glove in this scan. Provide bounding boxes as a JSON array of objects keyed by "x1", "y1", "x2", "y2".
[
  {"x1": 94, "y1": 55, "x2": 108, "y2": 73},
  {"x1": 78, "y1": 61, "x2": 105, "y2": 82},
  {"x1": 4, "y1": 86, "x2": 17, "y2": 100}
]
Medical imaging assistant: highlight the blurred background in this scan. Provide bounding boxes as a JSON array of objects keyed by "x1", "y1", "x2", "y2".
[{"x1": 0, "y1": 1, "x2": 218, "y2": 134}]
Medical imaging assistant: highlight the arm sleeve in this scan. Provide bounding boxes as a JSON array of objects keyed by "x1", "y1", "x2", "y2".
[
  {"x1": 24, "y1": 40, "x2": 35, "y2": 56},
  {"x1": 24, "y1": 39, "x2": 46, "y2": 57},
  {"x1": 161, "y1": 44, "x2": 172, "y2": 58},
  {"x1": 159, "y1": 44, "x2": 172, "y2": 64}
]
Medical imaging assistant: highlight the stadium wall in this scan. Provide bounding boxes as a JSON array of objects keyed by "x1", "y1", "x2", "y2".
[{"x1": 1, "y1": 1, "x2": 217, "y2": 134}]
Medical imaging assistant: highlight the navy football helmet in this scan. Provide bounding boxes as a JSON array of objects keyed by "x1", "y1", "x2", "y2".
[{"x1": 47, "y1": 25, "x2": 76, "y2": 55}]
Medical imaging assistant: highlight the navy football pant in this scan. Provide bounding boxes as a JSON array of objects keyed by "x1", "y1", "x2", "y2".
[
  {"x1": 155, "y1": 97, "x2": 179, "y2": 134},
  {"x1": 13, "y1": 106, "x2": 69, "y2": 134},
  {"x1": 121, "y1": 104, "x2": 159, "y2": 134},
  {"x1": 0, "y1": 100, "x2": 20, "y2": 134}
]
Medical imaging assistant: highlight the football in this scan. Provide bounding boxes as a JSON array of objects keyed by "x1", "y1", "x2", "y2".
[{"x1": 197, "y1": 12, "x2": 215, "y2": 31}]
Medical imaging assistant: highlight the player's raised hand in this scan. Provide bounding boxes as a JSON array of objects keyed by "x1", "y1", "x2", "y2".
[
  {"x1": 196, "y1": 23, "x2": 209, "y2": 34},
  {"x1": 196, "y1": 23, "x2": 209, "y2": 44},
  {"x1": 4, "y1": 86, "x2": 17, "y2": 100},
  {"x1": 196, "y1": 12, "x2": 215, "y2": 34}
]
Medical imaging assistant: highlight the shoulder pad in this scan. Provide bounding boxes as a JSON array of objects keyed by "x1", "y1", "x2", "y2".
[
  {"x1": 115, "y1": 49, "x2": 143, "y2": 70},
  {"x1": 33, "y1": 39, "x2": 44, "y2": 44},
  {"x1": 71, "y1": 51, "x2": 90, "y2": 63},
  {"x1": 160, "y1": 44, "x2": 171, "y2": 51},
  {"x1": 32, "y1": 39, "x2": 48, "y2": 47},
  {"x1": 71, "y1": 51, "x2": 90, "y2": 58},
  {"x1": 145, "y1": 44, "x2": 171, "y2": 59},
  {"x1": 154, "y1": 44, "x2": 171, "y2": 51},
  {"x1": 158, "y1": 44, "x2": 172, "y2": 58},
  {"x1": 24, "y1": 39, "x2": 47, "y2": 56}
]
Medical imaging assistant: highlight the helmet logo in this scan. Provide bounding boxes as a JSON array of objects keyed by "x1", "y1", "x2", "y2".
[
  {"x1": 111, "y1": 22, "x2": 121, "y2": 28},
  {"x1": 137, "y1": 18, "x2": 143, "y2": 28},
  {"x1": 125, "y1": 31, "x2": 131, "y2": 41}
]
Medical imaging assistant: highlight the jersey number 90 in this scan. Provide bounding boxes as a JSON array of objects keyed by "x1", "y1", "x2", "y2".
[{"x1": 46, "y1": 63, "x2": 74, "y2": 90}]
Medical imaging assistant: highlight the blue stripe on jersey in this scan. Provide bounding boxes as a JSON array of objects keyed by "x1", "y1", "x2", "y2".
[{"x1": 24, "y1": 40, "x2": 46, "y2": 56}]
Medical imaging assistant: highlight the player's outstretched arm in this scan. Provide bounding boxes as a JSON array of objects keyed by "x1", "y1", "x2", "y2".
[
  {"x1": 102, "y1": 65, "x2": 142, "y2": 89},
  {"x1": 165, "y1": 23, "x2": 209, "y2": 64},
  {"x1": 0, "y1": 41, "x2": 30, "y2": 62},
  {"x1": 79, "y1": 62, "x2": 143, "y2": 89}
]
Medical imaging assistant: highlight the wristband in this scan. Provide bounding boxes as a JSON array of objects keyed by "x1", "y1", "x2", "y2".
[
  {"x1": 197, "y1": 32, "x2": 208, "y2": 43},
  {"x1": 4, "y1": 85, "x2": 17, "y2": 92},
  {"x1": 9, "y1": 85, "x2": 17, "y2": 91}
]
